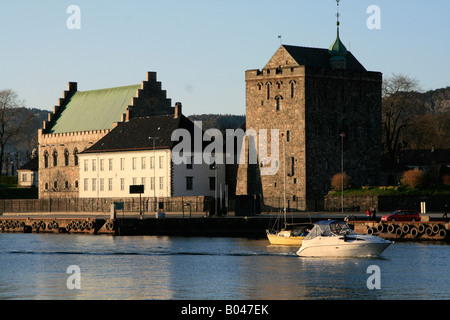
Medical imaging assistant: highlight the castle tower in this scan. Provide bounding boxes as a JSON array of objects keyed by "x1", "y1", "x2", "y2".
[{"x1": 236, "y1": 2, "x2": 382, "y2": 210}]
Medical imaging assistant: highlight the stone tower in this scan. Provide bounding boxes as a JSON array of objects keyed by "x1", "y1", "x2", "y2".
[{"x1": 236, "y1": 7, "x2": 382, "y2": 210}]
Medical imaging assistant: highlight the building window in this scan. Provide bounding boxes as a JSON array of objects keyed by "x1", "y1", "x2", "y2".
[
  {"x1": 100, "y1": 178, "x2": 104, "y2": 191},
  {"x1": 44, "y1": 151, "x2": 49, "y2": 168},
  {"x1": 53, "y1": 150, "x2": 58, "y2": 167},
  {"x1": 73, "y1": 148, "x2": 79, "y2": 166},
  {"x1": 266, "y1": 82, "x2": 271, "y2": 100},
  {"x1": 209, "y1": 177, "x2": 215, "y2": 191},
  {"x1": 64, "y1": 149, "x2": 69, "y2": 166},
  {"x1": 84, "y1": 179, "x2": 88, "y2": 191},
  {"x1": 92, "y1": 178, "x2": 96, "y2": 192},
  {"x1": 141, "y1": 157, "x2": 146, "y2": 170},
  {"x1": 159, "y1": 177, "x2": 164, "y2": 190},
  {"x1": 286, "y1": 130, "x2": 290, "y2": 142},
  {"x1": 275, "y1": 95, "x2": 283, "y2": 111},
  {"x1": 187, "y1": 156, "x2": 193, "y2": 169},
  {"x1": 290, "y1": 80, "x2": 296, "y2": 99},
  {"x1": 120, "y1": 178, "x2": 125, "y2": 191},
  {"x1": 150, "y1": 177, "x2": 155, "y2": 191},
  {"x1": 45, "y1": 182, "x2": 49, "y2": 190},
  {"x1": 291, "y1": 156, "x2": 295, "y2": 176},
  {"x1": 133, "y1": 177, "x2": 137, "y2": 185},
  {"x1": 132, "y1": 157, "x2": 137, "y2": 170},
  {"x1": 84, "y1": 160, "x2": 88, "y2": 172},
  {"x1": 150, "y1": 157, "x2": 155, "y2": 169},
  {"x1": 276, "y1": 80, "x2": 282, "y2": 89},
  {"x1": 108, "y1": 178, "x2": 113, "y2": 191},
  {"x1": 120, "y1": 158, "x2": 125, "y2": 170},
  {"x1": 53, "y1": 181, "x2": 57, "y2": 189},
  {"x1": 141, "y1": 177, "x2": 146, "y2": 189},
  {"x1": 159, "y1": 156, "x2": 164, "y2": 169},
  {"x1": 186, "y1": 177, "x2": 193, "y2": 190},
  {"x1": 109, "y1": 159, "x2": 113, "y2": 171},
  {"x1": 100, "y1": 159, "x2": 104, "y2": 171},
  {"x1": 92, "y1": 159, "x2": 96, "y2": 171},
  {"x1": 75, "y1": 180, "x2": 79, "y2": 189},
  {"x1": 65, "y1": 181, "x2": 69, "y2": 189}
]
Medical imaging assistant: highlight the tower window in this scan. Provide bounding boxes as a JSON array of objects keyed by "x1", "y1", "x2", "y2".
[
  {"x1": 73, "y1": 148, "x2": 79, "y2": 166},
  {"x1": 275, "y1": 96, "x2": 283, "y2": 111},
  {"x1": 44, "y1": 151, "x2": 49, "y2": 168},
  {"x1": 64, "y1": 149, "x2": 69, "y2": 166},
  {"x1": 266, "y1": 83, "x2": 271, "y2": 100},
  {"x1": 52, "y1": 150, "x2": 58, "y2": 167},
  {"x1": 290, "y1": 80, "x2": 296, "y2": 99}
]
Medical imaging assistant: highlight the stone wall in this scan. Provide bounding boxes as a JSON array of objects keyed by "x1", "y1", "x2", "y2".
[
  {"x1": 0, "y1": 196, "x2": 209, "y2": 213},
  {"x1": 325, "y1": 194, "x2": 450, "y2": 212}
]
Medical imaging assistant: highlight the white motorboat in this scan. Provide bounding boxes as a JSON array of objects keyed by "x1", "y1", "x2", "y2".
[{"x1": 296, "y1": 220, "x2": 391, "y2": 257}]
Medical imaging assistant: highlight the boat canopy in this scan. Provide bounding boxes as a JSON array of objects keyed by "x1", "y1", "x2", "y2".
[{"x1": 304, "y1": 220, "x2": 356, "y2": 240}]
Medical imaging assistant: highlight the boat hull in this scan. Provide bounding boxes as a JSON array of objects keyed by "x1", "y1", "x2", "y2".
[
  {"x1": 297, "y1": 236, "x2": 391, "y2": 257},
  {"x1": 266, "y1": 230, "x2": 304, "y2": 246}
]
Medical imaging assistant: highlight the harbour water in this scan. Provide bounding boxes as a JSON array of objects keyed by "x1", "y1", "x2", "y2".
[{"x1": 0, "y1": 233, "x2": 448, "y2": 300}]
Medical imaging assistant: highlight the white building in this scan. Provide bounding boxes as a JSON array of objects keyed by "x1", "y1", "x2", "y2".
[
  {"x1": 17, "y1": 157, "x2": 39, "y2": 188},
  {"x1": 78, "y1": 106, "x2": 226, "y2": 199}
]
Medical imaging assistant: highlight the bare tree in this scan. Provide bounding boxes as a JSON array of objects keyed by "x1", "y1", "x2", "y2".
[
  {"x1": 0, "y1": 89, "x2": 34, "y2": 181},
  {"x1": 382, "y1": 74, "x2": 421, "y2": 161}
]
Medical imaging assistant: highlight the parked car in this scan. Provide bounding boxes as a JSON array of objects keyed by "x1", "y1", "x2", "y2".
[{"x1": 381, "y1": 210, "x2": 421, "y2": 222}]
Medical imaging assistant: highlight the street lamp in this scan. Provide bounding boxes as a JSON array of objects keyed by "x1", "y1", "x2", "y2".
[
  {"x1": 340, "y1": 132, "x2": 345, "y2": 213},
  {"x1": 148, "y1": 137, "x2": 159, "y2": 212}
]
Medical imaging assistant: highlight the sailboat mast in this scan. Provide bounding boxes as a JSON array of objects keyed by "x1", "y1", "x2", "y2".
[{"x1": 283, "y1": 138, "x2": 287, "y2": 228}]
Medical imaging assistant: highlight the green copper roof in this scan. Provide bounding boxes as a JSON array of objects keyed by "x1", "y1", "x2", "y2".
[
  {"x1": 328, "y1": 25, "x2": 347, "y2": 60},
  {"x1": 49, "y1": 84, "x2": 140, "y2": 134}
]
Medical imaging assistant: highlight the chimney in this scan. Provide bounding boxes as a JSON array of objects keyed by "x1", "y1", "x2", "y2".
[{"x1": 174, "y1": 102, "x2": 182, "y2": 119}]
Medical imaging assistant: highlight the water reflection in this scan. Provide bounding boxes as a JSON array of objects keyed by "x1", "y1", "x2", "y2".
[{"x1": 0, "y1": 234, "x2": 448, "y2": 300}]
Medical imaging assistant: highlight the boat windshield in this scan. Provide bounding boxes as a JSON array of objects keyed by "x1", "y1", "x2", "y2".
[{"x1": 304, "y1": 220, "x2": 356, "y2": 240}]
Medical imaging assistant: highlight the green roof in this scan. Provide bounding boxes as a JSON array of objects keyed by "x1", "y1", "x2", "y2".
[
  {"x1": 49, "y1": 84, "x2": 140, "y2": 133},
  {"x1": 328, "y1": 26, "x2": 347, "y2": 60}
]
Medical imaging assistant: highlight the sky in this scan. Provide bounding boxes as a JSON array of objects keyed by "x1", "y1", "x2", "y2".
[{"x1": 0, "y1": 0, "x2": 449, "y2": 116}]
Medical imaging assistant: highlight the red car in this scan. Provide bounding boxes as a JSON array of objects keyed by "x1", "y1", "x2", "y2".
[{"x1": 381, "y1": 210, "x2": 421, "y2": 222}]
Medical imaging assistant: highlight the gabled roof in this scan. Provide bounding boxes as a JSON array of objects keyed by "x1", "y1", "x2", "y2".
[
  {"x1": 272, "y1": 45, "x2": 366, "y2": 72},
  {"x1": 18, "y1": 157, "x2": 38, "y2": 171},
  {"x1": 49, "y1": 84, "x2": 140, "y2": 133},
  {"x1": 82, "y1": 114, "x2": 197, "y2": 154}
]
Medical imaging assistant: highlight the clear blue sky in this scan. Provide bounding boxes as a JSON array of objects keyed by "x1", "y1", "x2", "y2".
[{"x1": 1, "y1": 0, "x2": 449, "y2": 116}]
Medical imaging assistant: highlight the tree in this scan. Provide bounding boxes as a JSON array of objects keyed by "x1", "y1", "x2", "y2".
[
  {"x1": 382, "y1": 74, "x2": 421, "y2": 161},
  {"x1": 331, "y1": 172, "x2": 350, "y2": 191},
  {"x1": 401, "y1": 168, "x2": 424, "y2": 189},
  {"x1": 0, "y1": 89, "x2": 34, "y2": 180}
]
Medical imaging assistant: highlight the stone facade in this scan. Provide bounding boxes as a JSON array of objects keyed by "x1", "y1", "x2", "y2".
[
  {"x1": 38, "y1": 72, "x2": 174, "y2": 199},
  {"x1": 236, "y1": 45, "x2": 382, "y2": 210}
]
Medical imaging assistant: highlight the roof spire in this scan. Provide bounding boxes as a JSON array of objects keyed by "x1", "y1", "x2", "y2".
[
  {"x1": 336, "y1": 0, "x2": 340, "y2": 27},
  {"x1": 328, "y1": 0, "x2": 347, "y2": 69}
]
